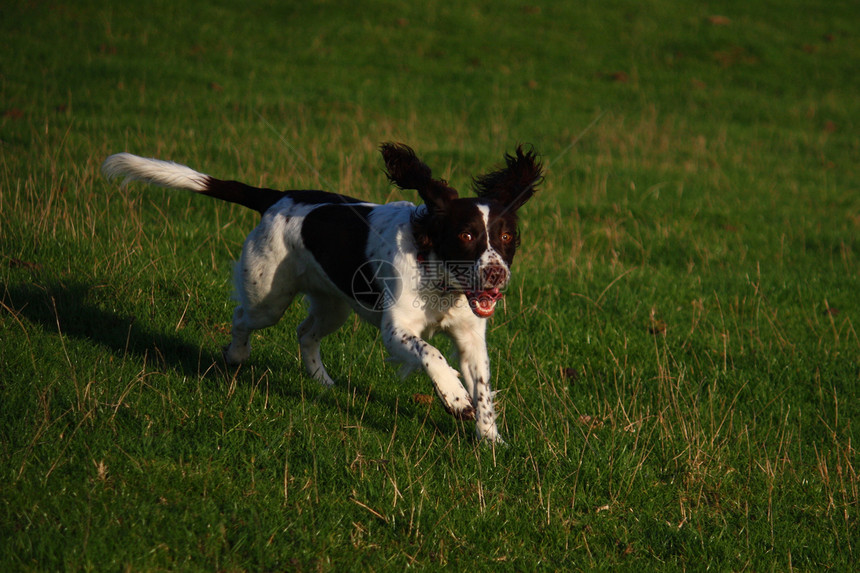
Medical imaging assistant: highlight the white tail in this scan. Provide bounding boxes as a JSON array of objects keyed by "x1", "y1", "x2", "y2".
[{"x1": 101, "y1": 153, "x2": 209, "y2": 192}]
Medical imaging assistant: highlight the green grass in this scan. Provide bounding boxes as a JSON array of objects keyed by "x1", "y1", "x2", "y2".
[{"x1": 2, "y1": 0, "x2": 858, "y2": 569}]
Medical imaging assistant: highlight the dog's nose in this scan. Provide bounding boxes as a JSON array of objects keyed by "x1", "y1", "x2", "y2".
[{"x1": 482, "y1": 264, "x2": 509, "y2": 288}]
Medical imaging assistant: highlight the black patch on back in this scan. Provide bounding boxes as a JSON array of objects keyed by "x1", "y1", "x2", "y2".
[
  {"x1": 287, "y1": 189, "x2": 368, "y2": 206},
  {"x1": 202, "y1": 178, "x2": 366, "y2": 215},
  {"x1": 301, "y1": 204, "x2": 382, "y2": 307}
]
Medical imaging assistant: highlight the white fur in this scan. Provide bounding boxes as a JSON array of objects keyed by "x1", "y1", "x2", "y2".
[{"x1": 102, "y1": 153, "x2": 210, "y2": 191}]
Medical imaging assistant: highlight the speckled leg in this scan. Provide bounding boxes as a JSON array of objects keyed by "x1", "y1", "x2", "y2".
[
  {"x1": 450, "y1": 324, "x2": 502, "y2": 443},
  {"x1": 381, "y1": 319, "x2": 474, "y2": 420}
]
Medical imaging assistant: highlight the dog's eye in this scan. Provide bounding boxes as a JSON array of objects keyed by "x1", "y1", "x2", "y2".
[
  {"x1": 500, "y1": 232, "x2": 514, "y2": 244},
  {"x1": 459, "y1": 232, "x2": 474, "y2": 242}
]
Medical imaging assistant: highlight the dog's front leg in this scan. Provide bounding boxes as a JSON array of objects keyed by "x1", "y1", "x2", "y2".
[
  {"x1": 382, "y1": 319, "x2": 475, "y2": 420},
  {"x1": 450, "y1": 322, "x2": 503, "y2": 443}
]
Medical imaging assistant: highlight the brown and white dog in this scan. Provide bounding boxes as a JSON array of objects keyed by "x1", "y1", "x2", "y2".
[{"x1": 102, "y1": 144, "x2": 542, "y2": 442}]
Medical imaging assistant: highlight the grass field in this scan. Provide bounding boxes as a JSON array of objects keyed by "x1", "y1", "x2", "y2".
[{"x1": 1, "y1": 0, "x2": 858, "y2": 570}]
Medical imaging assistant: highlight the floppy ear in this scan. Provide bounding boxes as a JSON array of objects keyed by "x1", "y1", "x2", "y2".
[
  {"x1": 380, "y1": 142, "x2": 459, "y2": 212},
  {"x1": 472, "y1": 145, "x2": 543, "y2": 211}
]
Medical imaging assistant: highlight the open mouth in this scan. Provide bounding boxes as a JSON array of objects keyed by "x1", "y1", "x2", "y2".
[{"x1": 465, "y1": 288, "x2": 504, "y2": 318}]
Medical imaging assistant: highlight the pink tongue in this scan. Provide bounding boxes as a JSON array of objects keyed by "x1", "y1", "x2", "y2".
[{"x1": 467, "y1": 289, "x2": 502, "y2": 318}]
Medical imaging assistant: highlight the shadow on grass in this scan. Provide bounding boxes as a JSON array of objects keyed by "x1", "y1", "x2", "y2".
[
  {"x1": 3, "y1": 279, "x2": 221, "y2": 377},
  {"x1": 1, "y1": 278, "x2": 437, "y2": 436}
]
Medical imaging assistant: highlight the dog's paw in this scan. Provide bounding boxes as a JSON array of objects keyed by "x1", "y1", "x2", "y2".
[
  {"x1": 476, "y1": 425, "x2": 505, "y2": 445},
  {"x1": 222, "y1": 343, "x2": 250, "y2": 366},
  {"x1": 310, "y1": 367, "x2": 336, "y2": 387},
  {"x1": 435, "y1": 388, "x2": 475, "y2": 420},
  {"x1": 451, "y1": 402, "x2": 476, "y2": 421}
]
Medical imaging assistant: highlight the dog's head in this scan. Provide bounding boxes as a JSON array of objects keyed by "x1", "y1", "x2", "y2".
[{"x1": 381, "y1": 143, "x2": 542, "y2": 318}]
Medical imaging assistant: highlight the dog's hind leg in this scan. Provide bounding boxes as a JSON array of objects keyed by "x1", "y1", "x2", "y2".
[
  {"x1": 223, "y1": 300, "x2": 294, "y2": 365},
  {"x1": 224, "y1": 272, "x2": 297, "y2": 365},
  {"x1": 224, "y1": 225, "x2": 297, "y2": 365},
  {"x1": 297, "y1": 294, "x2": 351, "y2": 386}
]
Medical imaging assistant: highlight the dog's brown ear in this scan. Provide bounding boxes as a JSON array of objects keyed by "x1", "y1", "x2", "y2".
[
  {"x1": 380, "y1": 143, "x2": 458, "y2": 211},
  {"x1": 473, "y1": 145, "x2": 542, "y2": 211}
]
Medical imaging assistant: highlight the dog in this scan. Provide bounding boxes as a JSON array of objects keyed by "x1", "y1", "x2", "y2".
[{"x1": 102, "y1": 143, "x2": 542, "y2": 442}]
